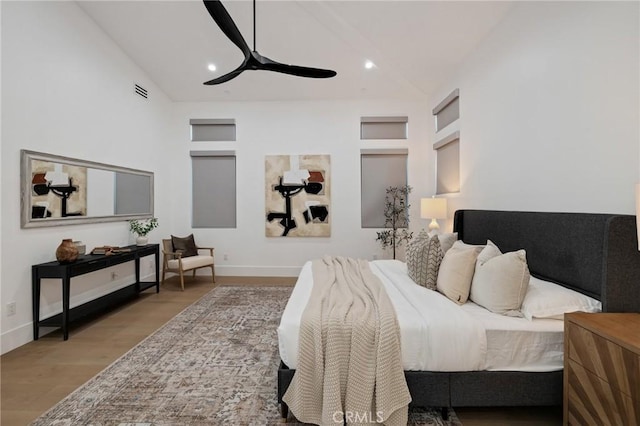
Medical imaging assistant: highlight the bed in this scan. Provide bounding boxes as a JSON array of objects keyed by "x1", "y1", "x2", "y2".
[{"x1": 277, "y1": 209, "x2": 640, "y2": 419}]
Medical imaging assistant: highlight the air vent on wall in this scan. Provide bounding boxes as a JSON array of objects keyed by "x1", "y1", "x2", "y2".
[{"x1": 134, "y1": 83, "x2": 148, "y2": 99}]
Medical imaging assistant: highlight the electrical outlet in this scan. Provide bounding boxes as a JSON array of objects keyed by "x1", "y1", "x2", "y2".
[
  {"x1": 7, "y1": 301, "x2": 16, "y2": 316},
  {"x1": 223, "y1": 254, "x2": 229, "y2": 261},
  {"x1": 111, "y1": 271, "x2": 118, "y2": 280}
]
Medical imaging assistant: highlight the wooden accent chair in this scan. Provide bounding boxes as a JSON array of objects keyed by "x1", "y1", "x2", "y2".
[{"x1": 161, "y1": 238, "x2": 215, "y2": 291}]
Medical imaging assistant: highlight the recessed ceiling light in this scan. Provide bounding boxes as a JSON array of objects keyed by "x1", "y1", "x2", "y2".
[
  {"x1": 364, "y1": 60, "x2": 375, "y2": 70},
  {"x1": 207, "y1": 64, "x2": 217, "y2": 72}
]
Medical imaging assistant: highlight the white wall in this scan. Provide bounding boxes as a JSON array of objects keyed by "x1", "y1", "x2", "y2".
[
  {"x1": 1, "y1": 1, "x2": 174, "y2": 353},
  {"x1": 4, "y1": 0, "x2": 637, "y2": 355},
  {"x1": 431, "y1": 1, "x2": 639, "y2": 229},
  {"x1": 0, "y1": 2, "x2": 433, "y2": 353},
  {"x1": 171, "y1": 100, "x2": 433, "y2": 277}
]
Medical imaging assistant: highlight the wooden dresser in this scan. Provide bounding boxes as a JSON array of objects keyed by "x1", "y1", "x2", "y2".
[{"x1": 564, "y1": 312, "x2": 640, "y2": 425}]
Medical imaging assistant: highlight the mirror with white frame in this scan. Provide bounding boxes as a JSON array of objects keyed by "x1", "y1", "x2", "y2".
[{"x1": 20, "y1": 150, "x2": 154, "y2": 228}]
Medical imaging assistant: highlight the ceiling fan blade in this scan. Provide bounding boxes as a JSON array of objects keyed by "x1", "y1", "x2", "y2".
[
  {"x1": 204, "y1": 66, "x2": 245, "y2": 85},
  {"x1": 202, "y1": 0, "x2": 336, "y2": 85},
  {"x1": 260, "y1": 58, "x2": 337, "y2": 79},
  {"x1": 203, "y1": 0, "x2": 251, "y2": 57}
]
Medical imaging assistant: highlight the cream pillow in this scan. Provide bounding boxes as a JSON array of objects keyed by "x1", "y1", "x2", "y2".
[
  {"x1": 436, "y1": 232, "x2": 458, "y2": 254},
  {"x1": 436, "y1": 240, "x2": 482, "y2": 304},
  {"x1": 406, "y1": 231, "x2": 444, "y2": 290},
  {"x1": 470, "y1": 240, "x2": 530, "y2": 316}
]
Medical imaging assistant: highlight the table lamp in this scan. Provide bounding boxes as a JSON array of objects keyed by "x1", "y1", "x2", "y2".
[{"x1": 421, "y1": 197, "x2": 447, "y2": 232}]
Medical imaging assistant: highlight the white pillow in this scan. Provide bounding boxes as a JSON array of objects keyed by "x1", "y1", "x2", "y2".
[
  {"x1": 521, "y1": 276, "x2": 602, "y2": 320},
  {"x1": 436, "y1": 240, "x2": 482, "y2": 304},
  {"x1": 470, "y1": 240, "x2": 530, "y2": 316}
]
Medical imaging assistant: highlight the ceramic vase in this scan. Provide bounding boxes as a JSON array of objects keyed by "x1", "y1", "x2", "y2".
[
  {"x1": 136, "y1": 235, "x2": 149, "y2": 246},
  {"x1": 56, "y1": 238, "x2": 79, "y2": 263}
]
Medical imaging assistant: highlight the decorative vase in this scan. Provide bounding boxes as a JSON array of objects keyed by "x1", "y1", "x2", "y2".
[
  {"x1": 136, "y1": 235, "x2": 148, "y2": 246},
  {"x1": 56, "y1": 239, "x2": 79, "y2": 263}
]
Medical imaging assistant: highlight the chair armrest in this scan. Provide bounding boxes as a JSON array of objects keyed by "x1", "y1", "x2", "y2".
[
  {"x1": 163, "y1": 250, "x2": 183, "y2": 259},
  {"x1": 196, "y1": 247, "x2": 215, "y2": 256}
]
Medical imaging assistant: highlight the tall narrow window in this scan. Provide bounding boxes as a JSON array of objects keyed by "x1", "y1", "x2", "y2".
[
  {"x1": 360, "y1": 116, "x2": 408, "y2": 140},
  {"x1": 434, "y1": 132, "x2": 460, "y2": 194},
  {"x1": 190, "y1": 151, "x2": 236, "y2": 228},
  {"x1": 432, "y1": 89, "x2": 459, "y2": 132},
  {"x1": 360, "y1": 149, "x2": 408, "y2": 227},
  {"x1": 190, "y1": 119, "x2": 236, "y2": 141}
]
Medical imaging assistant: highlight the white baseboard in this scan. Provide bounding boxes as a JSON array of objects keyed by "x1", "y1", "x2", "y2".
[
  {"x1": 214, "y1": 265, "x2": 301, "y2": 277},
  {"x1": 1, "y1": 322, "x2": 34, "y2": 355}
]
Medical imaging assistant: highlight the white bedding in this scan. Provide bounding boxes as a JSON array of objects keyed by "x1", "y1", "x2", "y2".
[{"x1": 278, "y1": 260, "x2": 564, "y2": 372}]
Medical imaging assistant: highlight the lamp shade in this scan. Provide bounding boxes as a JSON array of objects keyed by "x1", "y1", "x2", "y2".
[
  {"x1": 636, "y1": 183, "x2": 639, "y2": 251},
  {"x1": 421, "y1": 197, "x2": 447, "y2": 219}
]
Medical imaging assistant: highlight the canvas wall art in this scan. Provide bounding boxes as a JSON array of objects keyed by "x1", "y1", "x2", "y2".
[{"x1": 265, "y1": 155, "x2": 330, "y2": 237}]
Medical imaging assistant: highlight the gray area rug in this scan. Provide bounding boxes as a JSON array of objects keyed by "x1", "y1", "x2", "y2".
[{"x1": 32, "y1": 285, "x2": 461, "y2": 425}]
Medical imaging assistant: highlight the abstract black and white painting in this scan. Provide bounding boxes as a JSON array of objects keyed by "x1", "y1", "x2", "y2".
[{"x1": 265, "y1": 155, "x2": 330, "y2": 237}]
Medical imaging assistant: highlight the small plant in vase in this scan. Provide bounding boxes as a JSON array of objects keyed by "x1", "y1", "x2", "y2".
[
  {"x1": 129, "y1": 218, "x2": 158, "y2": 246},
  {"x1": 375, "y1": 185, "x2": 413, "y2": 259}
]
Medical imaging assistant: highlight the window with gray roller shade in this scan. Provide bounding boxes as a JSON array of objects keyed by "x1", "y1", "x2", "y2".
[
  {"x1": 432, "y1": 89, "x2": 459, "y2": 132},
  {"x1": 360, "y1": 116, "x2": 408, "y2": 140},
  {"x1": 191, "y1": 151, "x2": 236, "y2": 228},
  {"x1": 190, "y1": 119, "x2": 236, "y2": 141},
  {"x1": 114, "y1": 173, "x2": 152, "y2": 215},
  {"x1": 434, "y1": 132, "x2": 460, "y2": 194},
  {"x1": 361, "y1": 150, "x2": 408, "y2": 228}
]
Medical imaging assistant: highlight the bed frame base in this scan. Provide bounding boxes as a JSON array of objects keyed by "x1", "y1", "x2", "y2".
[{"x1": 278, "y1": 361, "x2": 562, "y2": 419}]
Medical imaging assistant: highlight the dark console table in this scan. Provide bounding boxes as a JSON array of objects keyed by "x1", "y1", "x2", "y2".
[{"x1": 32, "y1": 244, "x2": 159, "y2": 340}]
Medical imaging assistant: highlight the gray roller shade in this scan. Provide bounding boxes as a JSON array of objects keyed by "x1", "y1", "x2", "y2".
[
  {"x1": 190, "y1": 118, "x2": 236, "y2": 141},
  {"x1": 433, "y1": 89, "x2": 459, "y2": 132},
  {"x1": 360, "y1": 116, "x2": 408, "y2": 140},
  {"x1": 361, "y1": 150, "x2": 408, "y2": 228},
  {"x1": 191, "y1": 151, "x2": 236, "y2": 228},
  {"x1": 434, "y1": 132, "x2": 460, "y2": 194}
]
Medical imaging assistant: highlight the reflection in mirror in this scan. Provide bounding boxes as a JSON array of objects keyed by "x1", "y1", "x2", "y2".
[
  {"x1": 115, "y1": 172, "x2": 152, "y2": 215},
  {"x1": 21, "y1": 150, "x2": 154, "y2": 228}
]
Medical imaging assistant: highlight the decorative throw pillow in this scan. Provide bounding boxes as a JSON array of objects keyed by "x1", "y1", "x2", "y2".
[
  {"x1": 436, "y1": 232, "x2": 458, "y2": 254},
  {"x1": 436, "y1": 240, "x2": 482, "y2": 304},
  {"x1": 521, "y1": 276, "x2": 602, "y2": 320},
  {"x1": 171, "y1": 234, "x2": 198, "y2": 258},
  {"x1": 406, "y1": 230, "x2": 444, "y2": 290},
  {"x1": 470, "y1": 240, "x2": 530, "y2": 316}
]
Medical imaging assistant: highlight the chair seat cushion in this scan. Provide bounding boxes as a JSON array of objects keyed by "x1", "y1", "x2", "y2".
[{"x1": 168, "y1": 255, "x2": 214, "y2": 270}]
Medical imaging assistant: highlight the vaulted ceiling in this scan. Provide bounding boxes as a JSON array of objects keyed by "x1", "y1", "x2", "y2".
[{"x1": 77, "y1": 1, "x2": 513, "y2": 102}]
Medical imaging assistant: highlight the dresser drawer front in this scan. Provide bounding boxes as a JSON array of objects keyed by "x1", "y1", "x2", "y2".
[
  {"x1": 70, "y1": 258, "x2": 109, "y2": 275},
  {"x1": 569, "y1": 323, "x2": 640, "y2": 400},
  {"x1": 567, "y1": 360, "x2": 638, "y2": 426}
]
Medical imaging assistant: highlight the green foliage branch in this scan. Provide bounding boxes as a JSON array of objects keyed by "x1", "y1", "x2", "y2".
[{"x1": 129, "y1": 217, "x2": 158, "y2": 236}]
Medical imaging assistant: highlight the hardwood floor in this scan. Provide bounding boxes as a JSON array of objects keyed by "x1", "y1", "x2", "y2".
[{"x1": 1, "y1": 276, "x2": 561, "y2": 425}]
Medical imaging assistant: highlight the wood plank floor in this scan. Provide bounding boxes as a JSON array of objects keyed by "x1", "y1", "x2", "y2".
[{"x1": 1, "y1": 276, "x2": 562, "y2": 425}]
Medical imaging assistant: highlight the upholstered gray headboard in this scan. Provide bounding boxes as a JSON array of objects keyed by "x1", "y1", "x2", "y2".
[{"x1": 453, "y1": 210, "x2": 640, "y2": 313}]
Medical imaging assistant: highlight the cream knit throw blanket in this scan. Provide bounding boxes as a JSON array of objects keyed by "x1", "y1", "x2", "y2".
[{"x1": 283, "y1": 256, "x2": 411, "y2": 425}]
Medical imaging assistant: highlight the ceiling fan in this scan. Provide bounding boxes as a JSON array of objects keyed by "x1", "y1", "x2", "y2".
[{"x1": 202, "y1": 0, "x2": 337, "y2": 85}]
